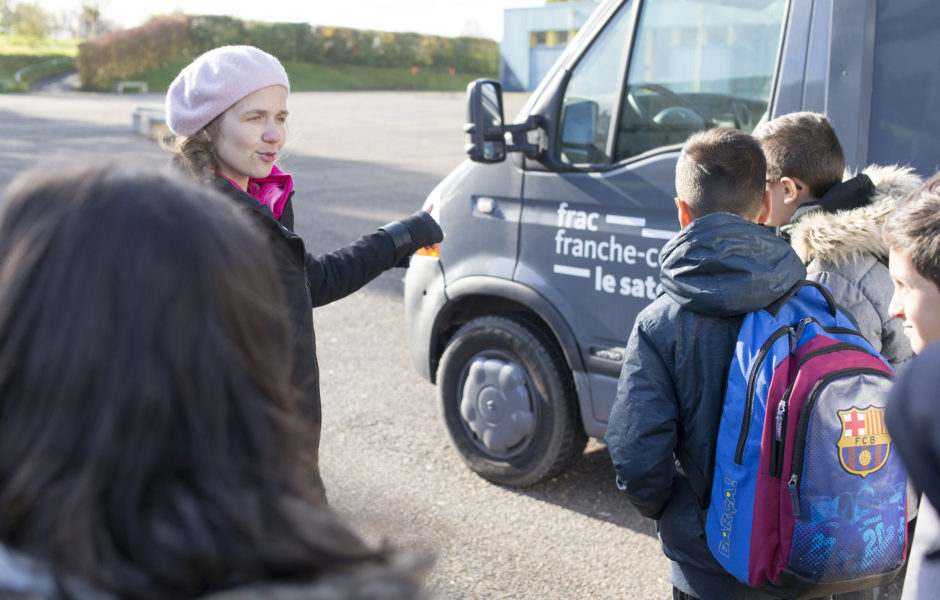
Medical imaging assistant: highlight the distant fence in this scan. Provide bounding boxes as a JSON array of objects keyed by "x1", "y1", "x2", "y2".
[{"x1": 14, "y1": 56, "x2": 76, "y2": 86}]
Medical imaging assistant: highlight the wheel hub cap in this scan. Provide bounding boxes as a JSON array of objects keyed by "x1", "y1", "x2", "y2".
[{"x1": 460, "y1": 357, "x2": 535, "y2": 454}]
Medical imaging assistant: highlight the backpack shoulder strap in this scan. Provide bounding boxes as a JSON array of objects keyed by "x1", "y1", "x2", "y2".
[{"x1": 764, "y1": 280, "x2": 837, "y2": 318}]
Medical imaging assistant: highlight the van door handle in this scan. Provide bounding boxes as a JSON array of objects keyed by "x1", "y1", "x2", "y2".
[
  {"x1": 591, "y1": 347, "x2": 624, "y2": 362},
  {"x1": 476, "y1": 196, "x2": 495, "y2": 213}
]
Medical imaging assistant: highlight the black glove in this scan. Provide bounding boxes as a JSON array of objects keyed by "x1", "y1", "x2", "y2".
[
  {"x1": 401, "y1": 210, "x2": 444, "y2": 247},
  {"x1": 379, "y1": 211, "x2": 444, "y2": 267}
]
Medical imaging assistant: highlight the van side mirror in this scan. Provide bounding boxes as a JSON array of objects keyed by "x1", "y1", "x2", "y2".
[
  {"x1": 465, "y1": 79, "x2": 506, "y2": 163},
  {"x1": 465, "y1": 78, "x2": 544, "y2": 163}
]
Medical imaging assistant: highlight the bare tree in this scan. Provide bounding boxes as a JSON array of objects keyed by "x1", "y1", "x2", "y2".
[
  {"x1": 0, "y1": 0, "x2": 12, "y2": 35},
  {"x1": 9, "y1": 2, "x2": 54, "y2": 38},
  {"x1": 79, "y1": 0, "x2": 110, "y2": 39}
]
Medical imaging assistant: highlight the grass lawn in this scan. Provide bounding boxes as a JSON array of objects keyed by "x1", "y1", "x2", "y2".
[{"x1": 0, "y1": 34, "x2": 80, "y2": 57}]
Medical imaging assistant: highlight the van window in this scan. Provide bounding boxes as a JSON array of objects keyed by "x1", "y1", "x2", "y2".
[
  {"x1": 556, "y1": 3, "x2": 633, "y2": 165},
  {"x1": 557, "y1": 0, "x2": 787, "y2": 166},
  {"x1": 616, "y1": 0, "x2": 786, "y2": 160}
]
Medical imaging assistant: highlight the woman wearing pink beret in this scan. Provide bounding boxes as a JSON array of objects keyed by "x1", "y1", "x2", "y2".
[{"x1": 165, "y1": 45, "x2": 443, "y2": 499}]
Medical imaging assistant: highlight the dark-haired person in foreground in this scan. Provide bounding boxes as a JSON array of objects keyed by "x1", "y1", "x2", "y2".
[{"x1": 0, "y1": 165, "x2": 430, "y2": 599}]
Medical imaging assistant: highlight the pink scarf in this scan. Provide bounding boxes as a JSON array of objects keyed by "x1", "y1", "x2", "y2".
[{"x1": 222, "y1": 166, "x2": 293, "y2": 219}]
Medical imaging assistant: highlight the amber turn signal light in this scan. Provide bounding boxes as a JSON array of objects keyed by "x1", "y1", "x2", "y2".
[{"x1": 415, "y1": 244, "x2": 440, "y2": 258}]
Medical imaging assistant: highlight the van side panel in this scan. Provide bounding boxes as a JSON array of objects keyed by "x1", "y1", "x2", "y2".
[
  {"x1": 824, "y1": 0, "x2": 877, "y2": 172},
  {"x1": 800, "y1": 0, "x2": 879, "y2": 171},
  {"x1": 439, "y1": 159, "x2": 524, "y2": 285},
  {"x1": 516, "y1": 156, "x2": 678, "y2": 375},
  {"x1": 772, "y1": 0, "x2": 813, "y2": 117},
  {"x1": 869, "y1": 0, "x2": 940, "y2": 177}
]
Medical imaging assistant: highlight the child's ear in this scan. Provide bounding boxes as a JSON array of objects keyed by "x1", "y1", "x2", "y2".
[
  {"x1": 756, "y1": 189, "x2": 772, "y2": 224},
  {"x1": 780, "y1": 177, "x2": 805, "y2": 205},
  {"x1": 675, "y1": 197, "x2": 695, "y2": 228}
]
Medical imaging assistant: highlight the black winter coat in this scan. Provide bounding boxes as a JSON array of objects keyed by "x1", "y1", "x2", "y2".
[
  {"x1": 605, "y1": 213, "x2": 806, "y2": 599},
  {"x1": 214, "y1": 178, "x2": 422, "y2": 467},
  {"x1": 886, "y1": 341, "x2": 940, "y2": 596},
  {"x1": 887, "y1": 340, "x2": 940, "y2": 515}
]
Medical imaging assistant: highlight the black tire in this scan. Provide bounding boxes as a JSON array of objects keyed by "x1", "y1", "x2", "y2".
[{"x1": 437, "y1": 314, "x2": 588, "y2": 487}]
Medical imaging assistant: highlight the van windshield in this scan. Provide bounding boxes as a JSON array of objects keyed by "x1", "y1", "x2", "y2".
[{"x1": 557, "y1": 0, "x2": 787, "y2": 165}]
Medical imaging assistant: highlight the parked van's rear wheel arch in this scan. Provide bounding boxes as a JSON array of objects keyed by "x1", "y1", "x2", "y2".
[{"x1": 436, "y1": 313, "x2": 587, "y2": 487}]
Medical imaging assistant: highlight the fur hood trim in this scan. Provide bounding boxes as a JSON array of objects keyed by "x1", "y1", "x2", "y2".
[{"x1": 785, "y1": 164, "x2": 922, "y2": 266}]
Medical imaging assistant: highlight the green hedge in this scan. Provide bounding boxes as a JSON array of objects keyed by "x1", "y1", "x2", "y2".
[
  {"x1": 78, "y1": 16, "x2": 187, "y2": 91},
  {"x1": 77, "y1": 15, "x2": 498, "y2": 91}
]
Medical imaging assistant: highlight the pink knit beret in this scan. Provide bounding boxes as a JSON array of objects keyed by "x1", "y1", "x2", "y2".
[{"x1": 165, "y1": 45, "x2": 290, "y2": 136}]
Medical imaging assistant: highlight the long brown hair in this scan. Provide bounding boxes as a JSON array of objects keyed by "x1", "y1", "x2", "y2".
[
  {"x1": 0, "y1": 165, "x2": 387, "y2": 599},
  {"x1": 166, "y1": 122, "x2": 220, "y2": 184}
]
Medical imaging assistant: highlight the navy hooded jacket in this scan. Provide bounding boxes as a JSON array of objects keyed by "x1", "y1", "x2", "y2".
[{"x1": 605, "y1": 212, "x2": 806, "y2": 598}]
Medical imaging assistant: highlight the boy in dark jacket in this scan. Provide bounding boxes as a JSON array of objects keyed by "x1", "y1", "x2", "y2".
[{"x1": 605, "y1": 128, "x2": 806, "y2": 600}]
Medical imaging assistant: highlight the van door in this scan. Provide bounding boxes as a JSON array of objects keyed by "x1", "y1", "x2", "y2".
[{"x1": 514, "y1": 0, "x2": 790, "y2": 431}]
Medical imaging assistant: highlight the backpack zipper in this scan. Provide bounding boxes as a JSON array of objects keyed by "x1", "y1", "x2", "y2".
[
  {"x1": 797, "y1": 342, "x2": 872, "y2": 367},
  {"x1": 735, "y1": 325, "x2": 790, "y2": 464},
  {"x1": 788, "y1": 474, "x2": 800, "y2": 517},
  {"x1": 770, "y1": 386, "x2": 792, "y2": 477},
  {"x1": 786, "y1": 367, "x2": 894, "y2": 516}
]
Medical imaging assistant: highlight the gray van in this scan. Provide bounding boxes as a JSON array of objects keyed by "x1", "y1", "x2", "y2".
[{"x1": 404, "y1": 0, "x2": 940, "y2": 487}]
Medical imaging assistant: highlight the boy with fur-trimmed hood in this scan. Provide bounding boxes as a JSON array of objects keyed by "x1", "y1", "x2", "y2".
[{"x1": 754, "y1": 111, "x2": 922, "y2": 370}]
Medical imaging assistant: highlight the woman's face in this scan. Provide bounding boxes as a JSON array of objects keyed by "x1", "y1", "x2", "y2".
[
  {"x1": 888, "y1": 247, "x2": 940, "y2": 354},
  {"x1": 210, "y1": 85, "x2": 288, "y2": 189}
]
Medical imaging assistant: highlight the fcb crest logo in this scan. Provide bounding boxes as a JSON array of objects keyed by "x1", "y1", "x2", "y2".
[{"x1": 837, "y1": 406, "x2": 891, "y2": 478}]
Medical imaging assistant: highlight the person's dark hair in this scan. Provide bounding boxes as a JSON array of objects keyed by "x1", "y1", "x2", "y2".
[
  {"x1": 883, "y1": 170, "x2": 940, "y2": 289},
  {"x1": 675, "y1": 127, "x2": 767, "y2": 220},
  {"x1": 753, "y1": 111, "x2": 845, "y2": 199},
  {"x1": 0, "y1": 165, "x2": 387, "y2": 599}
]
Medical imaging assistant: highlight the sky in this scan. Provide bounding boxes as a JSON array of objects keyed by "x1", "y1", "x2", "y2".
[{"x1": 33, "y1": 0, "x2": 549, "y2": 41}]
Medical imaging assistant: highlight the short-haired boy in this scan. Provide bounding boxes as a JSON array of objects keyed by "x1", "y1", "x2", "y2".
[
  {"x1": 754, "y1": 111, "x2": 922, "y2": 369},
  {"x1": 883, "y1": 172, "x2": 940, "y2": 355},
  {"x1": 605, "y1": 128, "x2": 806, "y2": 600},
  {"x1": 883, "y1": 171, "x2": 940, "y2": 599}
]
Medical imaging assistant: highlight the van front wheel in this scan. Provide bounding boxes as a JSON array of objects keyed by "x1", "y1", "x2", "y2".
[{"x1": 436, "y1": 314, "x2": 587, "y2": 487}]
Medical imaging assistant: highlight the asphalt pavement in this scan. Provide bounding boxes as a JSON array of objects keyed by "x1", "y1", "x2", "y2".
[{"x1": 0, "y1": 87, "x2": 672, "y2": 599}]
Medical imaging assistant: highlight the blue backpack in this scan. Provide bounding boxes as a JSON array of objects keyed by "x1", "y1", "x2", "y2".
[{"x1": 705, "y1": 281, "x2": 907, "y2": 597}]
